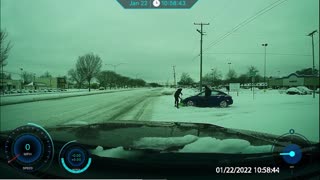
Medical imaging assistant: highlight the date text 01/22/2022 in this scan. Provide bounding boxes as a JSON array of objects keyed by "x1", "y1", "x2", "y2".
[{"x1": 215, "y1": 167, "x2": 280, "y2": 174}]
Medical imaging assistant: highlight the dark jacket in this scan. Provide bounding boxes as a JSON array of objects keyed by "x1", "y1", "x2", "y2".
[
  {"x1": 174, "y1": 89, "x2": 183, "y2": 98},
  {"x1": 204, "y1": 86, "x2": 212, "y2": 97}
]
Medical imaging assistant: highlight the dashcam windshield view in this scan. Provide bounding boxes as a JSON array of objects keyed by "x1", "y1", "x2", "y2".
[{"x1": 0, "y1": 0, "x2": 319, "y2": 179}]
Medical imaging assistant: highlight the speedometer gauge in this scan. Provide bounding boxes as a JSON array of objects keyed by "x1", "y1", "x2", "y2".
[{"x1": 4, "y1": 123, "x2": 54, "y2": 173}]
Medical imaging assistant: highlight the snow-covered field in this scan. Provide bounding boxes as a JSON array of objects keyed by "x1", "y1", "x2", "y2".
[{"x1": 151, "y1": 88, "x2": 319, "y2": 142}]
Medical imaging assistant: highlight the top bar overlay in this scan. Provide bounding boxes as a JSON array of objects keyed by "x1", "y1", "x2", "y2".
[{"x1": 117, "y1": 0, "x2": 198, "y2": 9}]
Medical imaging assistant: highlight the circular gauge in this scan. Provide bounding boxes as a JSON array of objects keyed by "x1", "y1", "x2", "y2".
[
  {"x1": 4, "y1": 123, "x2": 54, "y2": 173},
  {"x1": 59, "y1": 141, "x2": 91, "y2": 174},
  {"x1": 272, "y1": 129, "x2": 313, "y2": 170}
]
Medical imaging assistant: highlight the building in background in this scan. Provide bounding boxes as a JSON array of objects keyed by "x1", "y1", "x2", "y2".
[
  {"x1": 269, "y1": 73, "x2": 319, "y2": 89},
  {"x1": 32, "y1": 77, "x2": 67, "y2": 90},
  {"x1": 0, "y1": 79, "x2": 22, "y2": 91}
]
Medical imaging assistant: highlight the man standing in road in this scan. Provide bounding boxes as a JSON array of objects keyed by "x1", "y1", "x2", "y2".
[{"x1": 174, "y1": 88, "x2": 183, "y2": 109}]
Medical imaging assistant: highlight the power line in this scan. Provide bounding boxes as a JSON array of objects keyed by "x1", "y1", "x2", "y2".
[{"x1": 203, "y1": 0, "x2": 289, "y2": 52}]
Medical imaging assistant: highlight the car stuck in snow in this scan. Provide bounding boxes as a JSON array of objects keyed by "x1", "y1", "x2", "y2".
[{"x1": 181, "y1": 90, "x2": 233, "y2": 108}]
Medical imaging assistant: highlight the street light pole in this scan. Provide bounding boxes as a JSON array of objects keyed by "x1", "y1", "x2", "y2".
[
  {"x1": 307, "y1": 30, "x2": 317, "y2": 98},
  {"x1": 262, "y1": 43, "x2": 268, "y2": 92}
]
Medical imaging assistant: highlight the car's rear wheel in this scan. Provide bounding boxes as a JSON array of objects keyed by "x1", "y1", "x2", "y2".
[
  {"x1": 187, "y1": 100, "x2": 195, "y2": 106},
  {"x1": 219, "y1": 100, "x2": 228, "y2": 108}
]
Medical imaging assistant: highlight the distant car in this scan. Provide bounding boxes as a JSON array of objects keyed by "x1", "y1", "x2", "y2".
[
  {"x1": 286, "y1": 87, "x2": 303, "y2": 95},
  {"x1": 181, "y1": 90, "x2": 233, "y2": 108},
  {"x1": 296, "y1": 86, "x2": 312, "y2": 95},
  {"x1": 99, "y1": 87, "x2": 105, "y2": 90}
]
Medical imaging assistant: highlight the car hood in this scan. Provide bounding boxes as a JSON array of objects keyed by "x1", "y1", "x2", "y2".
[{"x1": 25, "y1": 121, "x2": 316, "y2": 150}]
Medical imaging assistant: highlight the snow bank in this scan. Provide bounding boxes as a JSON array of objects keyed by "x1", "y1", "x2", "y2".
[
  {"x1": 179, "y1": 137, "x2": 272, "y2": 154},
  {"x1": 0, "y1": 89, "x2": 134, "y2": 106},
  {"x1": 133, "y1": 135, "x2": 198, "y2": 150},
  {"x1": 91, "y1": 135, "x2": 272, "y2": 159},
  {"x1": 90, "y1": 146, "x2": 142, "y2": 159}
]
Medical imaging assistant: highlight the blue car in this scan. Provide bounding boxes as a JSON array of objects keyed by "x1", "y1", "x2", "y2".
[{"x1": 181, "y1": 90, "x2": 233, "y2": 108}]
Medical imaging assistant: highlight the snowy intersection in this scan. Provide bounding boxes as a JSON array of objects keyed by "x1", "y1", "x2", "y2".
[{"x1": 1, "y1": 88, "x2": 319, "y2": 142}]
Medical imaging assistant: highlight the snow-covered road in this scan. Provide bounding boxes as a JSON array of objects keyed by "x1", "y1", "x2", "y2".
[{"x1": 1, "y1": 88, "x2": 161, "y2": 131}]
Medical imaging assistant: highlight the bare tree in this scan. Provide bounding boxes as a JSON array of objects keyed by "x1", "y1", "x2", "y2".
[
  {"x1": 226, "y1": 69, "x2": 237, "y2": 82},
  {"x1": 178, "y1": 72, "x2": 194, "y2": 86},
  {"x1": 40, "y1": 71, "x2": 52, "y2": 78},
  {"x1": 76, "y1": 53, "x2": 102, "y2": 91},
  {"x1": 247, "y1": 66, "x2": 259, "y2": 76},
  {"x1": 203, "y1": 68, "x2": 222, "y2": 86},
  {"x1": 0, "y1": 30, "x2": 13, "y2": 67},
  {"x1": 22, "y1": 72, "x2": 34, "y2": 84},
  {"x1": 68, "y1": 68, "x2": 86, "y2": 88}
]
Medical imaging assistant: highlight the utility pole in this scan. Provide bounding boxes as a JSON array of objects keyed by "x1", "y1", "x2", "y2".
[
  {"x1": 262, "y1": 43, "x2": 268, "y2": 92},
  {"x1": 173, "y1": 65, "x2": 176, "y2": 88},
  {"x1": 307, "y1": 30, "x2": 317, "y2": 99},
  {"x1": 194, "y1": 22, "x2": 209, "y2": 91}
]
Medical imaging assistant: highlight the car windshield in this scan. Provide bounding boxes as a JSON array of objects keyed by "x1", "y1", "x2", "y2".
[{"x1": 0, "y1": 0, "x2": 319, "y2": 157}]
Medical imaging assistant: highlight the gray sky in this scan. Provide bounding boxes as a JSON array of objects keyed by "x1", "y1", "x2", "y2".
[{"x1": 1, "y1": 0, "x2": 319, "y2": 83}]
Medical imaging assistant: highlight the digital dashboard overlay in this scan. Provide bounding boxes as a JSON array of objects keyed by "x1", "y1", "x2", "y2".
[
  {"x1": 58, "y1": 140, "x2": 92, "y2": 174},
  {"x1": 4, "y1": 123, "x2": 54, "y2": 174},
  {"x1": 2, "y1": 123, "x2": 318, "y2": 178},
  {"x1": 117, "y1": 0, "x2": 198, "y2": 9},
  {"x1": 4, "y1": 123, "x2": 93, "y2": 176}
]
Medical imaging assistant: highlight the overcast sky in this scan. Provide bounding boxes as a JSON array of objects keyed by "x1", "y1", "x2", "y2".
[{"x1": 1, "y1": 0, "x2": 319, "y2": 83}]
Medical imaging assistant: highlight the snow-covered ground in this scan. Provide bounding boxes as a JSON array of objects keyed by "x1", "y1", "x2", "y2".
[{"x1": 151, "y1": 88, "x2": 319, "y2": 142}]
